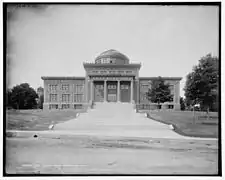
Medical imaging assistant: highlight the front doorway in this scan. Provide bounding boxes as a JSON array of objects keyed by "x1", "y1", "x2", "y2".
[
  {"x1": 94, "y1": 82, "x2": 104, "y2": 102},
  {"x1": 107, "y1": 81, "x2": 117, "y2": 102},
  {"x1": 120, "y1": 81, "x2": 130, "y2": 102}
]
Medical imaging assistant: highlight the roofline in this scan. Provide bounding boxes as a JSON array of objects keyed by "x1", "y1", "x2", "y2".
[
  {"x1": 139, "y1": 77, "x2": 182, "y2": 80},
  {"x1": 41, "y1": 76, "x2": 85, "y2": 80},
  {"x1": 83, "y1": 63, "x2": 141, "y2": 69}
]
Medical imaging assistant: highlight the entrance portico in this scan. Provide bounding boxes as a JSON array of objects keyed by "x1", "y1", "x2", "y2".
[{"x1": 89, "y1": 77, "x2": 134, "y2": 103}]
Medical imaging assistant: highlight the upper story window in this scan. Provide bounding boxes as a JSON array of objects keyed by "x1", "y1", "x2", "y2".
[
  {"x1": 49, "y1": 94, "x2": 57, "y2": 102},
  {"x1": 74, "y1": 94, "x2": 83, "y2": 102},
  {"x1": 49, "y1": 85, "x2": 57, "y2": 91},
  {"x1": 95, "y1": 84, "x2": 104, "y2": 89},
  {"x1": 74, "y1": 84, "x2": 84, "y2": 93},
  {"x1": 62, "y1": 84, "x2": 69, "y2": 91},
  {"x1": 140, "y1": 93, "x2": 147, "y2": 101},
  {"x1": 169, "y1": 85, "x2": 174, "y2": 95},
  {"x1": 141, "y1": 84, "x2": 149, "y2": 89},
  {"x1": 108, "y1": 85, "x2": 117, "y2": 89},
  {"x1": 96, "y1": 57, "x2": 117, "y2": 64},
  {"x1": 62, "y1": 94, "x2": 70, "y2": 102},
  {"x1": 121, "y1": 85, "x2": 129, "y2": 89}
]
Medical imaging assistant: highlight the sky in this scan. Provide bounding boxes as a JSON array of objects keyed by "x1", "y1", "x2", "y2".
[{"x1": 7, "y1": 5, "x2": 219, "y2": 97}]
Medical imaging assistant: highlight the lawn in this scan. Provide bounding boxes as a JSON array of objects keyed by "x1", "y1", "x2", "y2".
[
  {"x1": 6, "y1": 109, "x2": 86, "y2": 131},
  {"x1": 142, "y1": 110, "x2": 218, "y2": 138}
]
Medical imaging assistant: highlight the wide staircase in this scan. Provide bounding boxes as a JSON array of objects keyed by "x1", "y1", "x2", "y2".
[{"x1": 54, "y1": 102, "x2": 188, "y2": 139}]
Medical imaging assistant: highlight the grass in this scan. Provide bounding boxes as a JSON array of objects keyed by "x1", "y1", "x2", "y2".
[
  {"x1": 6, "y1": 109, "x2": 86, "y2": 131},
  {"x1": 141, "y1": 110, "x2": 218, "y2": 138}
]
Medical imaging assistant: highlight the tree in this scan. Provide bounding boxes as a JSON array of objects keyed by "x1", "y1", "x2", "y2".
[
  {"x1": 146, "y1": 76, "x2": 173, "y2": 106},
  {"x1": 184, "y1": 54, "x2": 218, "y2": 112},
  {"x1": 10, "y1": 83, "x2": 38, "y2": 109},
  {"x1": 180, "y1": 97, "x2": 186, "y2": 111},
  {"x1": 6, "y1": 88, "x2": 12, "y2": 108},
  {"x1": 37, "y1": 87, "x2": 44, "y2": 109}
]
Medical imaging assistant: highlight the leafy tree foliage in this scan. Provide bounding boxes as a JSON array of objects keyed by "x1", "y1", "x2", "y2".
[
  {"x1": 10, "y1": 83, "x2": 38, "y2": 109},
  {"x1": 37, "y1": 86, "x2": 44, "y2": 109},
  {"x1": 180, "y1": 97, "x2": 186, "y2": 111},
  {"x1": 146, "y1": 76, "x2": 173, "y2": 104},
  {"x1": 6, "y1": 89, "x2": 12, "y2": 108},
  {"x1": 184, "y1": 54, "x2": 218, "y2": 112}
]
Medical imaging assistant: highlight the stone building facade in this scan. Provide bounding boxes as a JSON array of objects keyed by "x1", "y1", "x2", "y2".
[{"x1": 41, "y1": 49, "x2": 181, "y2": 110}]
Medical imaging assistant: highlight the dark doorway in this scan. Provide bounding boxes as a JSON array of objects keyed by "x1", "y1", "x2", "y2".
[
  {"x1": 120, "y1": 81, "x2": 130, "y2": 102},
  {"x1": 107, "y1": 81, "x2": 117, "y2": 102},
  {"x1": 94, "y1": 81, "x2": 104, "y2": 102}
]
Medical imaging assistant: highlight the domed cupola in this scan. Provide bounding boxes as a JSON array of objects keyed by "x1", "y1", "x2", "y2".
[{"x1": 95, "y1": 49, "x2": 129, "y2": 65}]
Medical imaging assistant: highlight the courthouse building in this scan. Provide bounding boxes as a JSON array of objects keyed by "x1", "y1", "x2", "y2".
[{"x1": 41, "y1": 49, "x2": 181, "y2": 110}]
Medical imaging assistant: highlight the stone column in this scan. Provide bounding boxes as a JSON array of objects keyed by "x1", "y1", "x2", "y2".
[
  {"x1": 176, "y1": 81, "x2": 180, "y2": 103},
  {"x1": 130, "y1": 79, "x2": 133, "y2": 103},
  {"x1": 90, "y1": 79, "x2": 93, "y2": 102},
  {"x1": 173, "y1": 84, "x2": 176, "y2": 103},
  {"x1": 136, "y1": 80, "x2": 140, "y2": 103},
  {"x1": 85, "y1": 77, "x2": 89, "y2": 102},
  {"x1": 117, "y1": 80, "x2": 120, "y2": 102},
  {"x1": 104, "y1": 80, "x2": 107, "y2": 102}
]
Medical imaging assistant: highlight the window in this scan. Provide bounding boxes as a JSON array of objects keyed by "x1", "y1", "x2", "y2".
[
  {"x1": 110, "y1": 59, "x2": 116, "y2": 64},
  {"x1": 169, "y1": 85, "x2": 174, "y2": 95},
  {"x1": 62, "y1": 104, "x2": 70, "y2": 109},
  {"x1": 106, "y1": 58, "x2": 110, "y2": 63},
  {"x1": 141, "y1": 84, "x2": 149, "y2": 89},
  {"x1": 74, "y1": 84, "x2": 84, "y2": 93},
  {"x1": 74, "y1": 104, "x2": 83, "y2": 109},
  {"x1": 49, "y1": 104, "x2": 58, "y2": 109},
  {"x1": 108, "y1": 85, "x2": 116, "y2": 89},
  {"x1": 121, "y1": 85, "x2": 128, "y2": 89},
  {"x1": 62, "y1": 94, "x2": 70, "y2": 102},
  {"x1": 141, "y1": 94, "x2": 147, "y2": 101},
  {"x1": 49, "y1": 85, "x2": 57, "y2": 91},
  {"x1": 74, "y1": 94, "x2": 84, "y2": 102},
  {"x1": 96, "y1": 85, "x2": 103, "y2": 89},
  {"x1": 62, "y1": 84, "x2": 69, "y2": 91},
  {"x1": 49, "y1": 94, "x2": 57, "y2": 102}
]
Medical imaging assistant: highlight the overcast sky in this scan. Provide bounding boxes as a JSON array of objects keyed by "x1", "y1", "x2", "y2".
[{"x1": 7, "y1": 5, "x2": 219, "y2": 97}]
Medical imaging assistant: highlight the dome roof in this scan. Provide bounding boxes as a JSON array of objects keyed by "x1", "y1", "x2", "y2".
[{"x1": 95, "y1": 49, "x2": 129, "y2": 64}]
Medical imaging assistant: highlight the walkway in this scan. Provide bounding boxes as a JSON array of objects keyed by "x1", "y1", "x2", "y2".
[{"x1": 54, "y1": 103, "x2": 216, "y2": 140}]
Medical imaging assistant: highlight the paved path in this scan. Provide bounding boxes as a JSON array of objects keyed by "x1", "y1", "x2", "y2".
[
  {"x1": 6, "y1": 103, "x2": 218, "y2": 174},
  {"x1": 54, "y1": 103, "x2": 216, "y2": 140}
]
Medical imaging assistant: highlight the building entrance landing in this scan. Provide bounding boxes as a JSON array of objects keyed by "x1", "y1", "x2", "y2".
[{"x1": 93, "y1": 80, "x2": 133, "y2": 103}]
